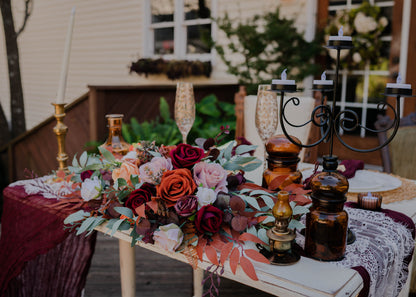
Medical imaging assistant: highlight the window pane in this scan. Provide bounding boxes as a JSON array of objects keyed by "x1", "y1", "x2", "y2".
[
  {"x1": 380, "y1": 6, "x2": 393, "y2": 36},
  {"x1": 184, "y1": 0, "x2": 211, "y2": 20},
  {"x1": 154, "y1": 28, "x2": 174, "y2": 54},
  {"x1": 151, "y1": 0, "x2": 174, "y2": 23},
  {"x1": 186, "y1": 24, "x2": 211, "y2": 54},
  {"x1": 329, "y1": 0, "x2": 347, "y2": 6}
]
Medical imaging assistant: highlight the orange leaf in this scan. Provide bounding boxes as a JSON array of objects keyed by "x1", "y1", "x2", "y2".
[
  {"x1": 220, "y1": 242, "x2": 234, "y2": 265},
  {"x1": 244, "y1": 249, "x2": 270, "y2": 264},
  {"x1": 205, "y1": 245, "x2": 219, "y2": 266},
  {"x1": 239, "y1": 232, "x2": 266, "y2": 245},
  {"x1": 147, "y1": 200, "x2": 159, "y2": 213},
  {"x1": 210, "y1": 237, "x2": 225, "y2": 251},
  {"x1": 135, "y1": 204, "x2": 146, "y2": 219},
  {"x1": 229, "y1": 247, "x2": 240, "y2": 275},
  {"x1": 256, "y1": 216, "x2": 268, "y2": 223},
  {"x1": 268, "y1": 175, "x2": 289, "y2": 190},
  {"x1": 196, "y1": 237, "x2": 207, "y2": 261},
  {"x1": 56, "y1": 170, "x2": 66, "y2": 179},
  {"x1": 240, "y1": 256, "x2": 258, "y2": 281}
]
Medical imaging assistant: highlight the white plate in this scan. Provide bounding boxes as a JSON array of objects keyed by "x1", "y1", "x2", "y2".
[{"x1": 301, "y1": 167, "x2": 402, "y2": 193}]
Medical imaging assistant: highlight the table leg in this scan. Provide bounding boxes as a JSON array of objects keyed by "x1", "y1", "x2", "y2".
[
  {"x1": 193, "y1": 268, "x2": 204, "y2": 297},
  {"x1": 119, "y1": 239, "x2": 136, "y2": 297}
]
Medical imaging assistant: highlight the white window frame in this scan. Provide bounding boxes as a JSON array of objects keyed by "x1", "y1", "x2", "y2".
[
  {"x1": 327, "y1": 0, "x2": 410, "y2": 137},
  {"x1": 144, "y1": 0, "x2": 217, "y2": 62}
]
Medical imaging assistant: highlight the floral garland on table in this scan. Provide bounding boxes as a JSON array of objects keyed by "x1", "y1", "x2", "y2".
[
  {"x1": 325, "y1": 1, "x2": 388, "y2": 69},
  {"x1": 63, "y1": 132, "x2": 310, "y2": 295}
]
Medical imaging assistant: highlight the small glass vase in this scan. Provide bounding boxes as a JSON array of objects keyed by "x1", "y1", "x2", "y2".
[{"x1": 100, "y1": 114, "x2": 130, "y2": 156}]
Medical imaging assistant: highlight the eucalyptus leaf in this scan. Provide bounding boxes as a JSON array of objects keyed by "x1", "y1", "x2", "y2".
[
  {"x1": 86, "y1": 217, "x2": 106, "y2": 236},
  {"x1": 223, "y1": 141, "x2": 235, "y2": 161},
  {"x1": 292, "y1": 205, "x2": 310, "y2": 216},
  {"x1": 260, "y1": 195, "x2": 276, "y2": 210},
  {"x1": 119, "y1": 220, "x2": 132, "y2": 231},
  {"x1": 98, "y1": 146, "x2": 116, "y2": 163},
  {"x1": 262, "y1": 216, "x2": 275, "y2": 224},
  {"x1": 235, "y1": 144, "x2": 257, "y2": 156},
  {"x1": 64, "y1": 210, "x2": 89, "y2": 224},
  {"x1": 76, "y1": 216, "x2": 97, "y2": 235},
  {"x1": 242, "y1": 195, "x2": 261, "y2": 210},
  {"x1": 72, "y1": 154, "x2": 80, "y2": 168},
  {"x1": 114, "y1": 207, "x2": 134, "y2": 219},
  {"x1": 130, "y1": 227, "x2": 142, "y2": 247},
  {"x1": 79, "y1": 151, "x2": 88, "y2": 167},
  {"x1": 148, "y1": 151, "x2": 162, "y2": 157},
  {"x1": 111, "y1": 219, "x2": 125, "y2": 236},
  {"x1": 246, "y1": 225, "x2": 257, "y2": 237},
  {"x1": 106, "y1": 218, "x2": 119, "y2": 231},
  {"x1": 117, "y1": 178, "x2": 128, "y2": 188},
  {"x1": 242, "y1": 160, "x2": 262, "y2": 172},
  {"x1": 289, "y1": 219, "x2": 306, "y2": 230},
  {"x1": 257, "y1": 228, "x2": 269, "y2": 246}
]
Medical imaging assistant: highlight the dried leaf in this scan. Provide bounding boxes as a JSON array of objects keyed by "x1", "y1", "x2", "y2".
[
  {"x1": 244, "y1": 249, "x2": 270, "y2": 264},
  {"x1": 239, "y1": 232, "x2": 266, "y2": 245},
  {"x1": 268, "y1": 175, "x2": 289, "y2": 190},
  {"x1": 183, "y1": 245, "x2": 199, "y2": 269},
  {"x1": 135, "y1": 204, "x2": 146, "y2": 219},
  {"x1": 147, "y1": 200, "x2": 159, "y2": 213},
  {"x1": 210, "y1": 234, "x2": 226, "y2": 251},
  {"x1": 229, "y1": 247, "x2": 240, "y2": 274},
  {"x1": 196, "y1": 237, "x2": 207, "y2": 261},
  {"x1": 231, "y1": 215, "x2": 248, "y2": 232},
  {"x1": 240, "y1": 256, "x2": 258, "y2": 281},
  {"x1": 205, "y1": 245, "x2": 219, "y2": 266},
  {"x1": 222, "y1": 225, "x2": 232, "y2": 237},
  {"x1": 230, "y1": 195, "x2": 246, "y2": 212},
  {"x1": 220, "y1": 242, "x2": 234, "y2": 265},
  {"x1": 56, "y1": 170, "x2": 66, "y2": 179}
]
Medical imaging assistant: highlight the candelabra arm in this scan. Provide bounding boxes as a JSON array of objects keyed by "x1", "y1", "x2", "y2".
[{"x1": 52, "y1": 103, "x2": 69, "y2": 172}]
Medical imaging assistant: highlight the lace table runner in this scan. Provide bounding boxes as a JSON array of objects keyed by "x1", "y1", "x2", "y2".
[
  {"x1": 10, "y1": 176, "x2": 75, "y2": 200},
  {"x1": 297, "y1": 207, "x2": 415, "y2": 297}
]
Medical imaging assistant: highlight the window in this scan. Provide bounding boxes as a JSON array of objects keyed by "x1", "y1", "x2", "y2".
[
  {"x1": 145, "y1": 0, "x2": 215, "y2": 61},
  {"x1": 326, "y1": 0, "x2": 396, "y2": 137}
]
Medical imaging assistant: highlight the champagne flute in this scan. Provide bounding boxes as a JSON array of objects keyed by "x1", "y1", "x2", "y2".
[
  {"x1": 175, "y1": 82, "x2": 195, "y2": 144},
  {"x1": 255, "y1": 84, "x2": 279, "y2": 168}
]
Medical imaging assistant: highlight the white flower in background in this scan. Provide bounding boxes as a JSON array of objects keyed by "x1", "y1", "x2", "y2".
[
  {"x1": 353, "y1": 52, "x2": 362, "y2": 64},
  {"x1": 153, "y1": 223, "x2": 184, "y2": 252},
  {"x1": 379, "y1": 16, "x2": 388, "y2": 28},
  {"x1": 122, "y1": 150, "x2": 137, "y2": 161},
  {"x1": 354, "y1": 12, "x2": 377, "y2": 34},
  {"x1": 329, "y1": 48, "x2": 349, "y2": 61},
  {"x1": 196, "y1": 187, "x2": 217, "y2": 209},
  {"x1": 80, "y1": 176, "x2": 102, "y2": 201}
]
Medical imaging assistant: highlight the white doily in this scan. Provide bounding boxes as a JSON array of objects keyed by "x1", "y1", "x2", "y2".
[
  {"x1": 296, "y1": 207, "x2": 414, "y2": 297},
  {"x1": 10, "y1": 176, "x2": 76, "y2": 199}
]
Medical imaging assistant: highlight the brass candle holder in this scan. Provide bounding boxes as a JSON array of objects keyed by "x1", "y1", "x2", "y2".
[{"x1": 52, "y1": 103, "x2": 69, "y2": 172}]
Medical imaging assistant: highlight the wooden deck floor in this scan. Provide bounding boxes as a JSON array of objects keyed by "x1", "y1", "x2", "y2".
[{"x1": 84, "y1": 233, "x2": 274, "y2": 297}]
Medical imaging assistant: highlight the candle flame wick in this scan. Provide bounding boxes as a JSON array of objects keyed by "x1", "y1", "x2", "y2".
[
  {"x1": 281, "y1": 68, "x2": 287, "y2": 80},
  {"x1": 338, "y1": 26, "x2": 344, "y2": 37},
  {"x1": 397, "y1": 73, "x2": 402, "y2": 84},
  {"x1": 321, "y1": 71, "x2": 326, "y2": 81}
]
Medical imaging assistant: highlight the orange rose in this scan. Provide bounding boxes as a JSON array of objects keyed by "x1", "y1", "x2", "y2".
[
  {"x1": 112, "y1": 161, "x2": 141, "y2": 186},
  {"x1": 156, "y1": 168, "x2": 197, "y2": 207}
]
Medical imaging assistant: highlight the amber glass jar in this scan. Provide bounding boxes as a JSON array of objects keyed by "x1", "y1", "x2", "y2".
[
  {"x1": 304, "y1": 155, "x2": 349, "y2": 261},
  {"x1": 263, "y1": 135, "x2": 302, "y2": 190},
  {"x1": 100, "y1": 114, "x2": 130, "y2": 156}
]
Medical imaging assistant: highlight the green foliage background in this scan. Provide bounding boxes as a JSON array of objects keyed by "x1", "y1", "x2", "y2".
[{"x1": 122, "y1": 96, "x2": 236, "y2": 146}]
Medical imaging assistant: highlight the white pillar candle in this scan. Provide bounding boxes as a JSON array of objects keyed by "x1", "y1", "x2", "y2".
[{"x1": 56, "y1": 7, "x2": 76, "y2": 104}]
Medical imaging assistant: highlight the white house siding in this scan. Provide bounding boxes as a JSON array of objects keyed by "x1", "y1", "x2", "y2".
[{"x1": 0, "y1": 0, "x2": 309, "y2": 130}]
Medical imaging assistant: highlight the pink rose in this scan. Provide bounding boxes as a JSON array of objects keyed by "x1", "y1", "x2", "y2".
[
  {"x1": 139, "y1": 157, "x2": 173, "y2": 185},
  {"x1": 193, "y1": 162, "x2": 228, "y2": 193},
  {"x1": 112, "y1": 161, "x2": 140, "y2": 186},
  {"x1": 153, "y1": 223, "x2": 184, "y2": 252}
]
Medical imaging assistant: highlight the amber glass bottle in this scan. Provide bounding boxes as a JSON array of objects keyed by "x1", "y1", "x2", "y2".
[
  {"x1": 100, "y1": 114, "x2": 130, "y2": 156},
  {"x1": 263, "y1": 135, "x2": 302, "y2": 190},
  {"x1": 304, "y1": 155, "x2": 349, "y2": 261}
]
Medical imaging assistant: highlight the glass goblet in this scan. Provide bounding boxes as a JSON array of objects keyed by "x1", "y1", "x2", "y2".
[
  {"x1": 175, "y1": 82, "x2": 195, "y2": 144},
  {"x1": 255, "y1": 84, "x2": 278, "y2": 168}
]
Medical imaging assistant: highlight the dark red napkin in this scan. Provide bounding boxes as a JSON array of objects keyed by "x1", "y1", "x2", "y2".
[{"x1": 339, "y1": 159, "x2": 364, "y2": 179}]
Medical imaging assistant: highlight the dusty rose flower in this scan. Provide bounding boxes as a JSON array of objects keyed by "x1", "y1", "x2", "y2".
[
  {"x1": 124, "y1": 183, "x2": 156, "y2": 215},
  {"x1": 139, "y1": 157, "x2": 173, "y2": 185},
  {"x1": 196, "y1": 187, "x2": 217, "y2": 210},
  {"x1": 153, "y1": 223, "x2": 184, "y2": 252},
  {"x1": 80, "y1": 176, "x2": 102, "y2": 201},
  {"x1": 193, "y1": 162, "x2": 228, "y2": 193},
  {"x1": 112, "y1": 161, "x2": 140, "y2": 186},
  {"x1": 169, "y1": 143, "x2": 204, "y2": 169},
  {"x1": 174, "y1": 195, "x2": 198, "y2": 217},
  {"x1": 195, "y1": 205, "x2": 223, "y2": 234},
  {"x1": 156, "y1": 168, "x2": 197, "y2": 207}
]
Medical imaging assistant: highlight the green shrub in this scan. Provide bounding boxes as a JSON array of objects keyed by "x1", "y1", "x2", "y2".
[{"x1": 122, "y1": 95, "x2": 236, "y2": 145}]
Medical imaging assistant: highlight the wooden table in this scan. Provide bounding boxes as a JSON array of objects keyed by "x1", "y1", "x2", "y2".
[{"x1": 95, "y1": 224, "x2": 363, "y2": 297}]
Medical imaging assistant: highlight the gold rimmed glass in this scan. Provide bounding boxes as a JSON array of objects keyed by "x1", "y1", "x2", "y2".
[
  {"x1": 175, "y1": 82, "x2": 196, "y2": 144},
  {"x1": 255, "y1": 84, "x2": 279, "y2": 168}
]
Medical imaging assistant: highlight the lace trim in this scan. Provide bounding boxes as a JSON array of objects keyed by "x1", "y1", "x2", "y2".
[
  {"x1": 10, "y1": 176, "x2": 75, "y2": 200},
  {"x1": 297, "y1": 207, "x2": 414, "y2": 297}
]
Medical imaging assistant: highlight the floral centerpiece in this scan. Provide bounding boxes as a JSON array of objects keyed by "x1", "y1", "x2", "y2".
[
  {"x1": 63, "y1": 130, "x2": 310, "y2": 293},
  {"x1": 325, "y1": 1, "x2": 388, "y2": 68}
]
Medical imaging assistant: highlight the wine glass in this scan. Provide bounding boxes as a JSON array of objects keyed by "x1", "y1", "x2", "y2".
[
  {"x1": 175, "y1": 82, "x2": 195, "y2": 144},
  {"x1": 255, "y1": 84, "x2": 279, "y2": 168}
]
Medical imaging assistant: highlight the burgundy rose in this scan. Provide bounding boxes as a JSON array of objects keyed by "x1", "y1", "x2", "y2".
[
  {"x1": 174, "y1": 195, "x2": 198, "y2": 217},
  {"x1": 195, "y1": 205, "x2": 224, "y2": 234},
  {"x1": 80, "y1": 170, "x2": 94, "y2": 181},
  {"x1": 124, "y1": 183, "x2": 156, "y2": 215},
  {"x1": 169, "y1": 143, "x2": 204, "y2": 169}
]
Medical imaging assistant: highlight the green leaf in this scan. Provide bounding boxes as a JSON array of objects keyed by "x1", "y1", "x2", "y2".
[
  {"x1": 130, "y1": 227, "x2": 142, "y2": 247},
  {"x1": 119, "y1": 220, "x2": 132, "y2": 231},
  {"x1": 292, "y1": 205, "x2": 310, "y2": 216},
  {"x1": 86, "y1": 217, "x2": 106, "y2": 236},
  {"x1": 159, "y1": 97, "x2": 171, "y2": 122},
  {"x1": 260, "y1": 195, "x2": 276, "y2": 210},
  {"x1": 114, "y1": 207, "x2": 134, "y2": 219},
  {"x1": 72, "y1": 154, "x2": 80, "y2": 168},
  {"x1": 262, "y1": 216, "x2": 275, "y2": 224},
  {"x1": 242, "y1": 160, "x2": 262, "y2": 172},
  {"x1": 79, "y1": 151, "x2": 88, "y2": 167},
  {"x1": 106, "y1": 218, "x2": 119, "y2": 231},
  {"x1": 257, "y1": 228, "x2": 270, "y2": 248},
  {"x1": 235, "y1": 145, "x2": 257, "y2": 156},
  {"x1": 289, "y1": 219, "x2": 305, "y2": 230},
  {"x1": 130, "y1": 175, "x2": 140, "y2": 187},
  {"x1": 76, "y1": 216, "x2": 97, "y2": 235},
  {"x1": 242, "y1": 195, "x2": 261, "y2": 210},
  {"x1": 117, "y1": 178, "x2": 128, "y2": 188},
  {"x1": 98, "y1": 146, "x2": 116, "y2": 163},
  {"x1": 64, "y1": 210, "x2": 89, "y2": 224},
  {"x1": 111, "y1": 219, "x2": 125, "y2": 236}
]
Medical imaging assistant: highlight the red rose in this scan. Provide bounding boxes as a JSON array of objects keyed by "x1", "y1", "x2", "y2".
[
  {"x1": 195, "y1": 205, "x2": 224, "y2": 234},
  {"x1": 124, "y1": 183, "x2": 155, "y2": 215},
  {"x1": 80, "y1": 170, "x2": 94, "y2": 181},
  {"x1": 169, "y1": 143, "x2": 204, "y2": 169}
]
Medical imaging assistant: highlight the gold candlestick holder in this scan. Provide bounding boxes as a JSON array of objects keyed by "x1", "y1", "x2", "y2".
[{"x1": 52, "y1": 103, "x2": 69, "y2": 172}]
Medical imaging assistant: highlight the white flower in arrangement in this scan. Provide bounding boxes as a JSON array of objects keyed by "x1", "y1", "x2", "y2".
[
  {"x1": 153, "y1": 223, "x2": 184, "y2": 252},
  {"x1": 139, "y1": 156, "x2": 173, "y2": 185},
  {"x1": 122, "y1": 150, "x2": 137, "y2": 161},
  {"x1": 80, "y1": 176, "x2": 102, "y2": 201},
  {"x1": 354, "y1": 12, "x2": 377, "y2": 34},
  {"x1": 196, "y1": 187, "x2": 217, "y2": 209},
  {"x1": 353, "y1": 52, "x2": 362, "y2": 64},
  {"x1": 379, "y1": 16, "x2": 388, "y2": 28}
]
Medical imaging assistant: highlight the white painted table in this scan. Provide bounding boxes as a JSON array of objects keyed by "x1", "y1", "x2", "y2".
[{"x1": 95, "y1": 224, "x2": 363, "y2": 297}]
